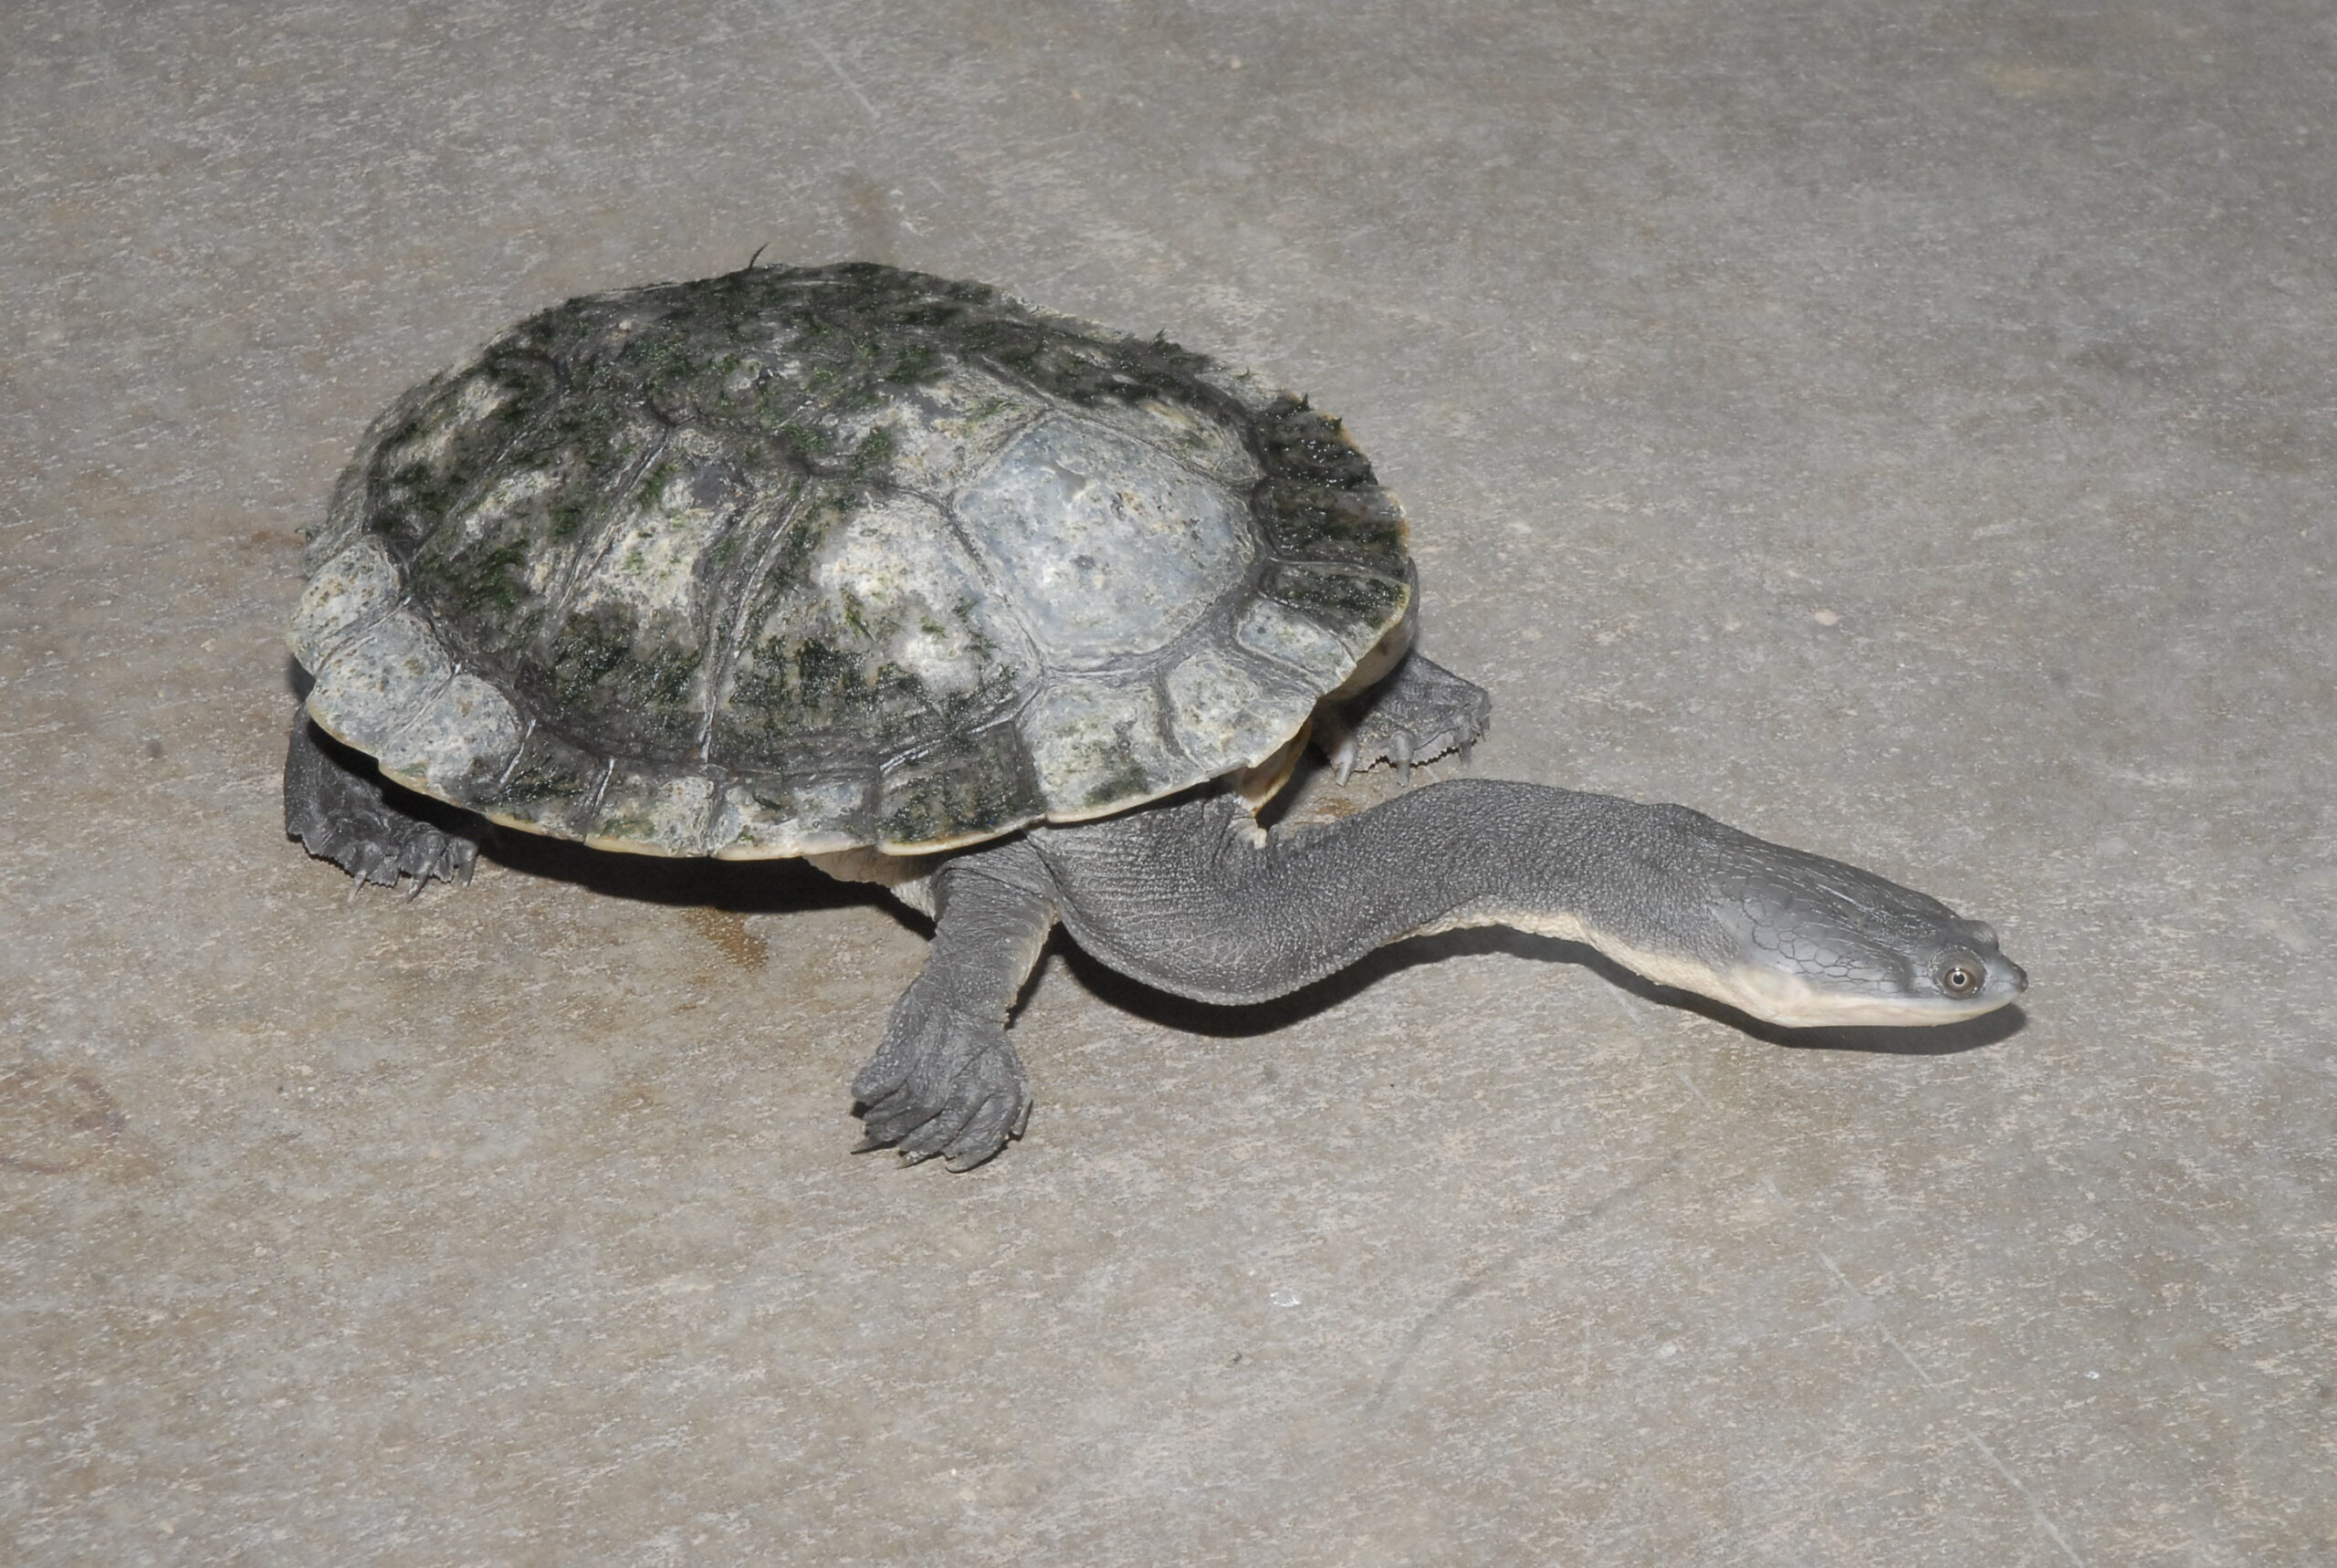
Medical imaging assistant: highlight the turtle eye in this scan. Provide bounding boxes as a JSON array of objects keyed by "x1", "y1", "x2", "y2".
[{"x1": 1935, "y1": 953, "x2": 1985, "y2": 998}]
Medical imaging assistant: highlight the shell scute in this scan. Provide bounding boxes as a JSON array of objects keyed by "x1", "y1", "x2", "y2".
[
  {"x1": 1019, "y1": 675, "x2": 1181, "y2": 816},
  {"x1": 956, "y1": 415, "x2": 1253, "y2": 666},
  {"x1": 1164, "y1": 648, "x2": 1319, "y2": 771},
  {"x1": 288, "y1": 537, "x2": 402, "y2": 669},
  {"x1": 874, "y1": 722, "x2": 1042, "y2": 852},
  {"x1": 360, "y1": 350, "x2": 556, "y2": 554},
  {"x1": 306, "y1": 610, "x2": 454, "y2": 754},
  {"x1": 374, "y1": 674, "x2": 526, "y2": 801},
  {"x1": 712, "y1": 489, "x2": 1034, "y2": 770}
]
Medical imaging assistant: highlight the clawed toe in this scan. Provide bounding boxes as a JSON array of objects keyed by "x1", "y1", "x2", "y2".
[
  {"x1": 1327, "y1": 653, "x2": 1491, "y2": 787},
  {"x1": 856, "y1": 1090, "x2": 1020, "y2": 1170},
  {"x1": 850, "y1": 989, "x2": 1031, "y2": 1172},
  {"x1": 855, "y1": 1092, "x2": 939, "y2": 1149},
  {"x1": 327, "y1": 822, "x2": 477, "y2": 895},
  {"x1": 287, "y1": 717, "x2": 485, "y2": 896}
]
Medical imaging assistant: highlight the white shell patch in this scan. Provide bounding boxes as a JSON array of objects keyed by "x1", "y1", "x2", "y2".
[
  {"x1": 304, "y1": 609, "x2": 454, "y2": 753},
  {"x1": 373, "y1": 673, "x2": 525, "y2": 799},
  {"x1": 799, "y1": 491, "x2": 1032, "y2": 697},
  {"x1": 456, "y1": 465, "x2": 557, "y2": 538},
  {"x1": 287, "y1": 537, "x2": 403, "y2": 668},
  {"x1": 1163, "y1": 647, "x2": 1315, "y2": 770},
  {"x1": 574, "y1": 443, "x2": 731, "y2": 629},
  {"x1": 840, "y1": 363, "x2": 1046, "y2": 498},
  {"x1": 958, "y1": 415, "x2": 1252, "y2": 666},
  {"x1": 710, "y1": 776, "x2": 869, "y2": 859},
  {"x1": 1067, "y1": 395, "x2": 1262, "y2": 487},
  {"x1": 383, "y1": 371, "x2": 508, "y2": 475}
]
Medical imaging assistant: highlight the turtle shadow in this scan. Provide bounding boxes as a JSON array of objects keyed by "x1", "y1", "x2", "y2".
[
  {"x1": 468, "y1": 840, "x2": 2024, "y2": 1058},
  {"x1": 466, "y1": 815, "x2": 2025, "y2": 1059},
  {"x1": 477, "y1": 826, "x2": 865, "y2": 915},
  {"x1": 1055, "y1": 925, "x2": 2025, "y2": 1057}
]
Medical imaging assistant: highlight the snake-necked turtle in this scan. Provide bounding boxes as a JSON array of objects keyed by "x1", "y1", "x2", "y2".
[{"x1": 286, "y1": 261, "x2": 2026, "y2": 1169}]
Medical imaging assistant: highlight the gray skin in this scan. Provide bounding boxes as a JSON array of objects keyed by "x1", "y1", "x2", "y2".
[{"x1": 287, "y1": 647, "x2": 2028, "y2": 1170}]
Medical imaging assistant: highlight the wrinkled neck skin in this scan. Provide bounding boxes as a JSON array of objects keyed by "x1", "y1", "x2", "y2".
[{"x1": 1030, "y1": 779, "x2": 2022, "y2": 1028}]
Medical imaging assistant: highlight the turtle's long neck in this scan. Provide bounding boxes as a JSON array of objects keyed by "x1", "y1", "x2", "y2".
[{"x1": 1030, "y1": 779, "x2": 1719, "y2": 1008}]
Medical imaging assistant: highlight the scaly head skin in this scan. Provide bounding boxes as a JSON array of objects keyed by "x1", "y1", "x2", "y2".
[
  {"x1": 1675, "y1": 833, "x2": 2025, "y2": 1026},
  {"x1": 1490, "y1": 800, "x2": 2028, "y2": 1030}
]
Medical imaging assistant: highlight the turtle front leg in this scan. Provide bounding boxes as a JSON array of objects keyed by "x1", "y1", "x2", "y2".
[
  {"x1": 284, "y1": 710, "x2": 483, "y2": 892},
  {"x1": 1317, "y1": 651, "x2": 1492, "y2": 785},
  {"x1": 852, "y1": 841, "x2": 1058, "y2": 1170}
]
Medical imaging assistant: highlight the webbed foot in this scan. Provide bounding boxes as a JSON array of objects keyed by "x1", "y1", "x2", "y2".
[
  {"x1": 284, "y1": 715, "x2": 483, "y2": 893},
  {"x1": 851, "y1": 984, "x2": 1032, "y2": 1171},
  {"x1": 1321, "y1": 653, "x2": 1492, "y2": 785}
]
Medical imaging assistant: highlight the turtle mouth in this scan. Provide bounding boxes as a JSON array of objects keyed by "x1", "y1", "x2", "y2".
[
  {"x1": 1717, "y1": 961, "x2": 2024, "y2": 1029},
  {"x1": 1540, "y1": 926, "x2": 2017, "y2": 1029}
]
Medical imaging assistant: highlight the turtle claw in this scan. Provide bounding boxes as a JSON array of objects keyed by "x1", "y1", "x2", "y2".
[{"x1": 1327, "y1": 653, "x2": 1490, "y2": 786}]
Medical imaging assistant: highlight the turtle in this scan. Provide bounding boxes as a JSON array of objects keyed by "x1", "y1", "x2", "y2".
[{"x1": 284, "y1": 260, "x2": 2028, "y2": 1170}]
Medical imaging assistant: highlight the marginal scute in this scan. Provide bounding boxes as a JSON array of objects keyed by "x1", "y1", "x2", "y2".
[
  {"x1": 875, "y1": 722, "x2": 1040, "y2": 852},
  {"x1": 304, "y1": 609, "x2": 454, "y2": 753},
  {"x1": 1164, "y1": 648, "x2": 1319, "y2": 772},
  {"x1": 706, "y1": 779, "x2": 797, "y2": 859},
  {"x1": 477, "y1": 725, "x2": 606, "y2": 836},
  {"x1": 288, "y1": 537, "x2": 403, "y2": 668},
  {"x1": 1233, "y1": 596, "x2": 1357, "y2": 687},
  {"x1": 373, "y1": 674, "x2": 525, "y2": 800},
  {"x1": 1020, "y1": 676, "x2": 1179, "y2": 815},
  {"x1": 588, "y1": 768, "x2": 719, "y2": 856},
  {"x1": 293, "y1": 262, "x2": 1420, "y2": 857},
  {"x1": 1262, "y1": 562, "x2": 1413, "y2": 657},
  {"x1": 1191, "y1": 363, "x2": 1285, "y2": 416},
  {"x1": 711, "y1": 772, "x2": 875, "y2": 859}
]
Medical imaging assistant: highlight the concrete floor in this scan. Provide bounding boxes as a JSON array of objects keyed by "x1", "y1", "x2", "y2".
[{"x1": 4, "y1": 2, "x2": 2332, "y2": 1563}]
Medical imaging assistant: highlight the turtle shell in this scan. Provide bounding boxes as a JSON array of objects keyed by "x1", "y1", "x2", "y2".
[{"x1": 289, "y1": 262, "x2": 1413, "y2": 857}]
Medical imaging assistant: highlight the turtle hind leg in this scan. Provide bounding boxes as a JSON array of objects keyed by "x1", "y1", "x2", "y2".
[
  {"x1": 283, "y1": 710, "x2": 485, "y2": 892},
  {"x1": 1317, "y1": 652, "x2": 1492, "y2": 786}
]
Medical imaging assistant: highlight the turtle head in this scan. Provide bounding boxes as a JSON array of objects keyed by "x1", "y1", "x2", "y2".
[
  {"x1": 1671, "y1": 829, "x2": 2028, "y2": 1028},
  {"x1": 1456, "y1": 790, "x2": 2028, "y2": 1030}
]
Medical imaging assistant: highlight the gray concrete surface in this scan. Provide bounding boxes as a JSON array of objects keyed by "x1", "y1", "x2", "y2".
[{"x1": 4, "y1": 3, "x2": 2332, "y2": 1563}]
